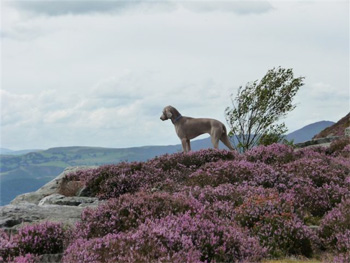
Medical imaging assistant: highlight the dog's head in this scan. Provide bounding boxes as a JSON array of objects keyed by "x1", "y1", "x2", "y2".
[{"x1": 160, "y1": 105, "x2": 174, "y2": 121}]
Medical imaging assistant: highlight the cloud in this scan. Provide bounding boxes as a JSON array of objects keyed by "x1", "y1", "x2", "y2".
[
  {"x1": 182, "y1": 1, "x2": 273, "y2": 15},
  {"x1": 1, "y1": 1, "x2": 348, "y2": 149},
  {"x1": 0, "y1": 70, "x2": 234, "y2": 149},
  {"x1": 7, "y1": 0, "x2": 273, "y2": 16},
  {"x1": 7, "y1": 1, "x2": 173, "y2": 16}
]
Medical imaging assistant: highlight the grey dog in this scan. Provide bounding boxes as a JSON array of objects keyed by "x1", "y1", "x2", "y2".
[{"x1": 160, "y1": 105, "x2": 235, "y2": 152}]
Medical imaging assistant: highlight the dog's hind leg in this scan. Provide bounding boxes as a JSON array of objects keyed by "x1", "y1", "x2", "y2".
[
  {"x1": 211, "y1": 136, "x2": 220, "y2": 149},
  {"x1": 220, "y1": 133, "x2": 235, "y2": 151}
]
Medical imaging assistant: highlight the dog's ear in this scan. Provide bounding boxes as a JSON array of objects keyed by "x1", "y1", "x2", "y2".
[{"x1": 165, "y1": 110, "x2": 172, "y2": 119}]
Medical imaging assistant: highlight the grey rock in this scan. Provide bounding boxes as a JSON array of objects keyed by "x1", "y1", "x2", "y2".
[
  {"x1": 345, "y1": 127, "x2": 350, "y2": 137},
  {"x1": 39, "y1": 253, "x2": 63, "y2": 263},
  {"x1": 0, "y1": 203, "x2": 85, "y2": 230},
  {"x1": 0, "y1": 166, "x2": 101, "y2": 230},
  {"x1": 11, "y1": 167, "x2": 93, "y2": 205},
  {"x1": 38, "y1": 194, "x2": 99, "y2": 207},
  {"x1": 76, "y1": 186, "x2": 93, "y2": 197},
  {"x1": 295, "y1": 135, "x2": 345, "y2": 148}
]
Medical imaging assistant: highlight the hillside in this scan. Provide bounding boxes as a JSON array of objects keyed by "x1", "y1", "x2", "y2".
[
  {"x1": 286, "y1": 121, "x2": 334, "y2": 143},
  {"x1": 0, "y1": 120, "x2": 336, "y2": 206},
  {"x1": 1, "y1": 143, "x2": 349, "y2": 263},
  {"x1": 0, "y1": 145, "x2": 179, "y2": 205},
  {"x1": 313, "y1": 113, "x2": 350, "y2": 139},
  {"x1": 0, "y1": 148, "x2": 42, "y2": 155}
]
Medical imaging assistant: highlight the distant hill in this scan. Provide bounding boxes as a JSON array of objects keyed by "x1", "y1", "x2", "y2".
[
  {"x1": 0, "y1": 148, "x2": 42, "y2": 155},
  {"x1": 0, "y1": 120, "x2": 335, "y2": 205},
  {"x1": 286, "y1": 121, "x2": 335, "y2": 143},
  {"x1": 0, "y1": 145, "x2": 179, "y2": 205},
  {"x1": 313, "y1": 113, "x2": 350, "y2": 139}
]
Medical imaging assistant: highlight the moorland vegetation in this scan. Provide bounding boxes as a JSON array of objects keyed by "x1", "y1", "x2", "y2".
[{"x1": 1, "y1": 139, "x2": 349, "y2": 263}]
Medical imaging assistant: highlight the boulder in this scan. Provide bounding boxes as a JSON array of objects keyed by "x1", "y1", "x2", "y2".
[
  {"x1": 38, "y1": 194, "x2": 99, "y2": 207},
  {"x1": 0, "y1": 166, "x2": 100, "y2": 231},
  {"x1": 0, "y1": 203, "x2": 85, "y2": 230},
  {"x1": 10, "y1": 166, "x2": 93, "y2": 206}
]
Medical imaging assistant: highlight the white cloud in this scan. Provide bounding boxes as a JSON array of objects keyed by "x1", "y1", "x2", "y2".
[
  {"x1": 1, "y1": 1, "x2": 348, "y2": 149},
  {"x1": 6, "y1": 0, "x2": 273, "y2": 17}
]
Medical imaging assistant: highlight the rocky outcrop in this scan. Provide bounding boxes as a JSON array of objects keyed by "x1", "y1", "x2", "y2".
[{"x1": 0, "y1": 166, "x2": 100, "y2": 232}]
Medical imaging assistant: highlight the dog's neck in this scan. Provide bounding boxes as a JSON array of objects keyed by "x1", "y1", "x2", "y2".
[{"x1": 172, "y1": 114, "x2": 182, "y2": 124}]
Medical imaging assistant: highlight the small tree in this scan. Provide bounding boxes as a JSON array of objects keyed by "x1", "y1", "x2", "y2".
[{"x1": 225, "y1": 67, "x2": 304, "y2": 152}]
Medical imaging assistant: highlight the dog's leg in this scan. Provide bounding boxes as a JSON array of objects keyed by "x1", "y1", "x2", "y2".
[
  {"x1": 181, "y1": 138, "x2": 191, "y2": 153},
  {"x1": 211, "y1": 136, "x2": 220, "y2": 149},
  {"x1": 187, "y1": 139, "x2": 191, "y2": 152},
  {"x1": 181, "y1": 138, "x2": 191, "y2": 152},
  {"x1": 220, "y1": 134, "x2": 235, "y2": 151}
]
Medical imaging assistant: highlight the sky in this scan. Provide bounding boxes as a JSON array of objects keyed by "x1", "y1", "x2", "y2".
[{"x1": 0, "y1": 0, "x2": 349, "y2": 150}]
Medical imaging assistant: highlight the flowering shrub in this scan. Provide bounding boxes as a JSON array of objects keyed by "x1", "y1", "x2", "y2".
[
  {"x1": 9, "y1": 254, "x2": 39, "y2": 263},
  {"x1": 252, "y1": 213, "x2": 316, "y2": 258},
  {"x1": 327, "y1": 137, "x2": 350, "y2": 156},
  {"x1": 234, "y1": 192, "x2": 293, "y2": 228},
  {"x1": 64, "y1": 213, "x2": 265, "y2": 263},
  {"x1": 234, "y1": 192, "x2": 317, "y2": 257},
  {"x1": 319, "y1": 198, "x2": 350, "y2": 252},
  {"x1": 65, "y1": 149, "x2": 238, "y2": 199},
  {"x1": 276, "y1": 156, "x2": 349, "y2": 217},
  {"x1": 0, "y1": 222, "x2": 67, "y2": 262},
  {"x1": 245, "y1": 143, "x2": 295, "y2": 164},
  {"x1": 187, "y1": 160, "x2": 277, "y2": 188},
  {"x1": 333, "y1": 252, "x2": 350, "y2": 263},
  {"x1": 74, "y1": 191, "x2": 201, "y2": 239},
  {"x1": 0, "y1": 229, "x2": 18, "y2": 262},
  {"x1": 3, "y1": 142, "x2": 349, "y2": 262},
  {"x1": 151, "y1": 149, "x2": 239, "y2": 172},
  {"x1": 16, "y1": 222, "x2": 66, "y2": 255}
]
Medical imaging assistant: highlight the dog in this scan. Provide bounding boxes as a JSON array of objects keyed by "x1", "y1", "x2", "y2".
[{"x1": 160, "y1": 105, "x2": 235, "y2": 152}]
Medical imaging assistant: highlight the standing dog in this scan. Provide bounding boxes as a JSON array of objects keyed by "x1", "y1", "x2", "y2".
[{"x1": 160, "y1": 105, "x2": 235, "y2": 152}]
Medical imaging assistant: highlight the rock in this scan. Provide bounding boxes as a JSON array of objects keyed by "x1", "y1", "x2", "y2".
[
  {"x1": 0, "y1": 203, "x2": 85, "y2": 231},
  {"x1": 0, "y1": 166, "x2": 101, "y2": 231},
  {"x1": 39, "y1": 254, "x2": 63, "y2": 263},
  {"x1": 345, "y1": 127, "x2": 350, "y2": 137},
  {"x1": 295, "y1": 135, "x2": 344, "y2": 149},
  {"x1": 11, "y1": 167, "x2": 93, "y2": 206},
  {"x1": 38, "y1": 194, "x2": 99, "y2": 207}
]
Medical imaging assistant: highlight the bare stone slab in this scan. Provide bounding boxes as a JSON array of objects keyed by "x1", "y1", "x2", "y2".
[{"x1": 1, "y1": 166, "x2": 101, "y2": 231}]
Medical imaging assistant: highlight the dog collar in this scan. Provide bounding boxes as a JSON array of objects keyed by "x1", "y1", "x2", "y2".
[{"x1": 173, "y1": 114, "x2": 182, "y2": 123}]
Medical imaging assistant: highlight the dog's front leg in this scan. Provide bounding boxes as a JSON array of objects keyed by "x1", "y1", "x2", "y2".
[
  {"x1": 186, "y1": 139, "x2": 191, "y2": 152},
  {"x1": 181, "y1": 138, "x2": 191, "y2": 153}
]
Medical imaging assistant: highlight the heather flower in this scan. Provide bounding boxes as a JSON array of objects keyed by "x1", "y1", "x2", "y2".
[
  {"x1": 333, "y1": 252, "x2": 350, "y2": 263},
  {"x1": 234, "y1": 192, "x2": 317, "y2": 257},
  {"x1": 327, "y1": 137, "x2": 350, "y2": 156},
  {"x1": 74, "y1": 191, "x2": 201, "y2": 239},
  {"x1": 64, "y1": 213, "x2": 265, "y2": 263},
  {"x1": 234, "y1": 191, "x2": 293, "y2": 228},
  {"x1": 187, "y1": 160, "x2": 277, "y2": 188},
  {"x1": 252, "y1": 213, "x2": 317, "y2": 257},
  {"x1": 64, "y1": 149, "x2": 238, "y2": 199},
  {"x1": 11, "y1": 144, "x2": 349, "y2": 261},
  {"x1": 9, "y1": 254, "x2": 38, "y2": 263},
  {"x1": 245, "y1": 143, "x2": 295, "y2": 164},
  {"x1": 17, "y1": 222, "x2": 66, "y2": 255},
  {"x1": 319, "y1": 198, "x2": 350, "y2": 251},
  {"x1": 0, "y1": 229, "x2": 18, "y2": 262}
]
